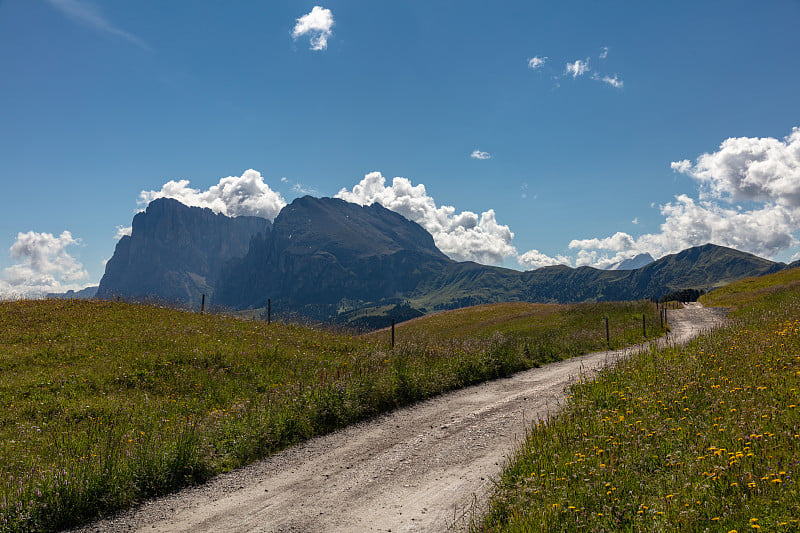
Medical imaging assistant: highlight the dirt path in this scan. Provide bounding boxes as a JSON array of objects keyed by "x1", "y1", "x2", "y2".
[{"x1": 73, "y1": 303, "x2": 727, "y2": 533}]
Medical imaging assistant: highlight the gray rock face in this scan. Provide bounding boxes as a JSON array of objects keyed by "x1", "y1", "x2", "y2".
[
  {"x1": 213, "y1": 196, "x2": 452, "y2": 315},
  {"x1": 97, "y1": 198, "x2": 269, "y2": 306}
]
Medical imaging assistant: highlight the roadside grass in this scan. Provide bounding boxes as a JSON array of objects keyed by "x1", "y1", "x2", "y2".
[
  {"x1": 478, "y1": 273, "x2": 800, "y2": 531},
  {"x1": 0, "y1": 298, "x2": 662, "y2": 532}
]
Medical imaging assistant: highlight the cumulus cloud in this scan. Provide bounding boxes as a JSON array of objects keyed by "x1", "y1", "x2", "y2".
[
  {"x1": 292, "y1": 6, "x2": 334, "y2": 51},
  {"x1": 599, "y1": 46, "x2": 609, "y2": 59},
  {"x1": 569, "y1": 231, "x2": 636, "y2": 252},
  {"x1": 115, "y1": 225, "x2": 132, "y2": 239},
  {"x1": 47, "y1": 0, "x2": 149, "y2": 49},
  {"x1": 671, "y1": 159, "x2": 692, "y2": 173},
  {"x1": 672, "y1": 127, "x2": 800, "y2": 206},
  {"x1": 528, "y1": 56, "x2": 547, "y2": 69},
  {"x1": 569, "y1": 194, "x2": 799, "y2": 265},
  {"x1": 139, "y1": 169, "x2": 287, "y2": 221},
  {"x1": 336, "y1": 172, "x2": 516, "y2": 264},
  {"x1": 566, "y1": 128, "x2": 800, "y2": 266},
  {"x1": 0, "y1": 231, "x2": 89, "y2": 298},
  {"x1": 471, "y1": 150, "x2": 492, "y2": 160},
  {"x1": 565, "y1": 59, "x2": 590, "y2": 78},
  {"x1": 518, "y1": 249, "x2": 570, "y2": 269}
]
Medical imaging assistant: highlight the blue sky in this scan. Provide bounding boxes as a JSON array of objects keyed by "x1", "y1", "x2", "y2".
[{"x1": 2, "y1": 1, "x2": 800, "y2": 296}]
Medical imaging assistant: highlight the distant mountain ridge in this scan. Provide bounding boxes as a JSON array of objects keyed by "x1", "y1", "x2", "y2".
[
  {"x1": 47, "y1": 286, "x2": 98, "y2": 300},
  {"x1": 404, "y1": 243, "x2": 783, "y2": 312},
  {"x1": 97, "y1": 196, "x2": 791, "y2": 322}
]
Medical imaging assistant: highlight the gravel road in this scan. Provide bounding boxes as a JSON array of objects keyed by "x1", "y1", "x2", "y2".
[{"x1": 72, "y1": 303, "x2": 727, "y2": 533}]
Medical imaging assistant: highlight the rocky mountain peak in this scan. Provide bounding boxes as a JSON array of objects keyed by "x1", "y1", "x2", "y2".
[{"x1": 97, "y1": 198, "x2": 270, "y2": 305}]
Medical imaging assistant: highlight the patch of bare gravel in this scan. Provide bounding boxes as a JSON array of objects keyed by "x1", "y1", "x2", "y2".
[{"x1": 70, "y1": 303, "x2": 726, "y2": 533}]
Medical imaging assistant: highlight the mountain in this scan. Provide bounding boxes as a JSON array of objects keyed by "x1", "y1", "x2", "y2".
[
  {"x1": 406, "y1": 244, "x2": 784, "y2": 312},
  {"x1": 97, "y1": 198, "x2": 269, "y2": 306},
  {"x1": 623, "y1": 243, "x2": 784, "y2": 297},
  {"x1": 99, "y1": 196, "x2": 790, "y2": 324},
  {"x1": 213, "y1": 196, "x2": 452, "y2": 318},
  {"x1": 607, "y1": 253, "x2": 654, "y2": 270},
  {"x1": 46, "y1": 286, "x2": 98, "y2": 300}
]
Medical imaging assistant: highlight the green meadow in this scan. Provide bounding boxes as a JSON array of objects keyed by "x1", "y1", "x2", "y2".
[
  {"x1": 0, "y1": 298, "x2": 661, "y2": 532},
  {"x1": 478, "y1": 270, "x2": 800, "y2": 531}
]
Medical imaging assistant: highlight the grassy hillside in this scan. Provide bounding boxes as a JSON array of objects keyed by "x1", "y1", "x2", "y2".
[
  {"x1": 700, "y1": 266, "x2": 800, "y2": 309},
  {"x1": 369, "y1": 301, "x2": 665, "y2": 353},
  {"x1": 479, "y1": 267, "x2": 800, "y2": 531},
  {"x1": 0, "y1": 298, "x2": 662, "y2": 532}
]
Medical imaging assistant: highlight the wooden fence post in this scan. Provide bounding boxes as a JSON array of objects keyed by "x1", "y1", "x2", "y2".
[
  {"x1": 391, "y1": 318, "x2": 396, "y2": 349},
  {"x1": 201, "y1": 294, "x2": 205, "y2": 314},
  {"x1": 642, "y1": 313, "x2": 646, "y2": 338},
  {"x1": 268, "y1": 298, "x2": 271, "y2": 325},
  {"x1": 604, "y1": 316, "x2": 610, "y2": 349}
]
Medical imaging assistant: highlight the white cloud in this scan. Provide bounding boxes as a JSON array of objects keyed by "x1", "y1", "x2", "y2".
[
  {"x1": 565, "y1": 59, "x2": 590, "y2": 78},
  {"x1": 0, "y1": 231, "x2": 89, "y2": 298},
  {"x1": 528, "y1": 56, "x2": 547, "y2": 69},
  {"x1": 576, "y1": 249, "x2": 648, "y2": 270},
  {"x1": 536, "y1": 50, "x2": 622, "y2": 91},
  {"x1": 570, "y1": 231, "x2": 636, "y2": 252},
  {"x1": 518, "y1": 249, "x2": 570, "y2": 269},
  {"x1": 670, "y1": 159, "x2": 692, "y2": 173},
  {"x1": 600, "y1": 74, "x2": 623, "y2": 88},
  {"x1": 570, "y1": 194, "x2": 799, "y2": 264},
  {"x1": 567, "y1": 128, "x2": 800, "y2": 267},
  {"x1": 632, "y1": 217, "x2": 639, "y2": 225},
  {"x1": 292, "y1": 6, "x2": 334, "y2": 51},
  {"x1": 575, "y1": 249, "x2": 600, "y2": 267},
  {"x1": 336, "y1": 172, "x2": 516, "y2": 264},
  {"x1": 139, "y1": 169, "x2": 287, "y2": 221},
  {"x1": 672, "y1": 127, "x2": 800, "y2": 206},
  {"x1": 471, "y1": 150, "x2": 492, "y2": 160},
  {"x1": 291, "y1": 183, "x2": 318, "y2": 196},
  {"x1": 115, "y1": 225, "x2": 132, "y2": 239},
  {"x1": 47, "y1": 0, "x2": 149, "y2": 49}
]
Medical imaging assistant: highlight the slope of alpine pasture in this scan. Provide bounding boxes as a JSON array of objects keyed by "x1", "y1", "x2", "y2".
[
  {"x1": 0, "y1": 298, "x2": 663, "y2": 532},
  {"x1": 479, "y1": 269, "x2": 800, "y2": 531},
  {"x1": 369, "y1": 301, "x2": 666, "y2": 354},
  {"x1": 699, "y1": 266, "x2": 800, "y2": 309}
]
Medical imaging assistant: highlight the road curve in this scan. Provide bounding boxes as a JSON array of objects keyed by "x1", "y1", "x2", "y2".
[{"x1": 72, "y1": 303, "x2": 727, "y2": 533}]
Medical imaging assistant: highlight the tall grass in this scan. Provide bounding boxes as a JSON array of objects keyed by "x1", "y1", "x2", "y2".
[
  {"x1": 478, "y1": 275, "x2": 800, "y2": 531},
  {"x1": 0, "y1": 298, "x2": 662, "y2": 532}
]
